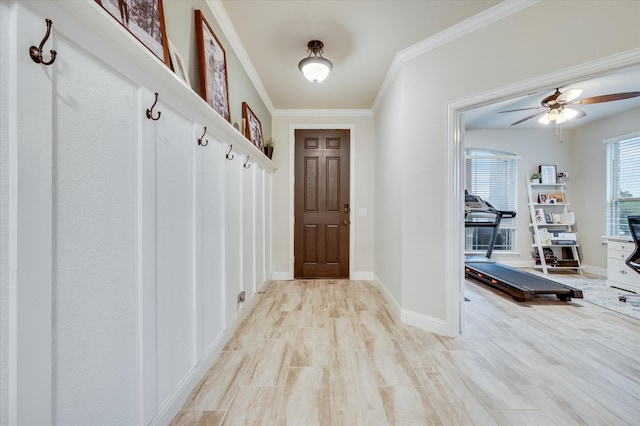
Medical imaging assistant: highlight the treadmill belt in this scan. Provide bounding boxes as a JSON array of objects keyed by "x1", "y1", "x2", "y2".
[{"x1": 465, "y1": 262, "x2": 583, "y2": 302}]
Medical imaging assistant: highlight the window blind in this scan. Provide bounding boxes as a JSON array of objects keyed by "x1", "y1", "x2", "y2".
[
  {"x1": 606, "y1": 136, "x2": 640, "y2": 237},
  {"x1": 465, "y1": 149, "x2": 519, "y2": 251}
]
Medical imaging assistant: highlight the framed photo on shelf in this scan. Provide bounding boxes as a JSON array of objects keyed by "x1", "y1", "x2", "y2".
[
  {"x1": 95, "y1": 0, "x2": 170, "y2": 64},
  {"x1": 538, "y1": 193, "x2": 548, "y2": 203},
  {"x1": 168, "y1": 39, "x2": 190, "y2": 85},
  {"x1": 539, "y1": 165, "x2": 557, "y2": 184},
  {"x1": 195, "y1": 10, "x2": 231, "y2": 122},
  {"x1": 547, "y1": 192, "x2": 565, "y2": 204},
  {"x1": 242, "y1": 102, "x2": 264, "y2": 150}
]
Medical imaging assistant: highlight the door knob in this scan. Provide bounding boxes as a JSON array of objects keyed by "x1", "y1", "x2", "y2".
[{"x1": 344, "y1": 219, "x2": 350, "y2": 225}]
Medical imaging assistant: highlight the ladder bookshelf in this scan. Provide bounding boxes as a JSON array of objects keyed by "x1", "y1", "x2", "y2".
[{"x1": 527, "y1": 180, "x2": 583, "y2": 274}]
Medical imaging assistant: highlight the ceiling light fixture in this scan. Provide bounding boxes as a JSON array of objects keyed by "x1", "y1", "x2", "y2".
[{"x1": 298, "y1": 40, "x2": 333, "y2": 83}]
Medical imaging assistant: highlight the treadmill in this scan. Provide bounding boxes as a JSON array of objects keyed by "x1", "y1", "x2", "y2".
[{"x1": 464, "y1": 191, "x2": 583, "y2": 302}]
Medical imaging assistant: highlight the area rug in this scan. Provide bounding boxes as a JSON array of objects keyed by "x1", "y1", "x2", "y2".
[{"x1": 523, "y1": 269, "x2": 640, "y2": 321}]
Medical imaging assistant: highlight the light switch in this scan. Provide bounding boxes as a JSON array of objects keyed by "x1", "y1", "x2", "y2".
[{"x1": 358, "y1": 208, "x2": 367, "y2": 217}]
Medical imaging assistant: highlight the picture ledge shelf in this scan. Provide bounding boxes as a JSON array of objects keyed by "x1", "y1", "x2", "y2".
[{"x1": 27, "y1": 0, "x2": 276, "y2": 172}]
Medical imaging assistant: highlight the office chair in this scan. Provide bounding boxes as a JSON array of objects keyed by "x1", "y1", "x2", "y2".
[{"x1": 626, "y1": 215, "x2": 640, "y2": 275}]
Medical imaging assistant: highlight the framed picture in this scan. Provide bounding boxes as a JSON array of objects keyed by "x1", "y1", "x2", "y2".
[
  {"x1": 242, "y1": 102, "x2": 264, "y2": 150},
  {"x1": 547, "y1": 192, "x2": 565, "y2": 204},
  {"x1": 95, "y1": 0, "x2": 169, "y2": 64},
  {"x1": 195, "y1": 10, "x2": 231, "y2": 122},
  {"x1": 538, "y1": 193, "x2": 548, "y2": 204},
  {"x1": 168, "y1": 39, "x2": 190, "y2": 86},
  {"x1": 539, "y1": 165, "x2": 557, "y2": 184}
]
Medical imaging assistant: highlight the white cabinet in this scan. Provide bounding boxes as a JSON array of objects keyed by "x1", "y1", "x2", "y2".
[
  {"x1": 527, "y1": 181, "x2": 583, "y2": 274},
  {"x1": 606, "y1": 238, "x2": 640, "y2": 293}
]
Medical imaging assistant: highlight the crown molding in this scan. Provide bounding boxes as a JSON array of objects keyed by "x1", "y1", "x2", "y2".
[
  {"x1": 272, "y1": 109, "x2": 374, "y2": 118},
  {"x1": 206, "y1": 0, "x2": 275, "y2": 113},
  {"x1": 371, "y1": 0, "x2": 540, "y2": 112}
]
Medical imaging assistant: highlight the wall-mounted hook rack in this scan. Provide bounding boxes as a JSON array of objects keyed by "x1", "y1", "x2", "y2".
[
  {"x1": 226, "y1": 145, "x2": 234, "y2": 160},
  {"x1": 146, "y1": 92, "x2": 161, "y2": 120},
  {"x1": 30, "y1": 18, "x2": 57, "y2": 66},
  {"x1": 198, "y1": 126, "x2": 208, "y2": 146},
  {"x1": 244, "y1": 156, "x2": 251, "y2": 169}
]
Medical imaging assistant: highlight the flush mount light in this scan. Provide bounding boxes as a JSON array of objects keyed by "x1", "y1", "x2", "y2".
[{"x1": 298, "y1": 40, "x2": 333, "y2": 83}]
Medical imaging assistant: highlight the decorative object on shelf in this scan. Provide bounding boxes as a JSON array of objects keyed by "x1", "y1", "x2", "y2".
[
  {"x1": 263, "y1": 137, "x2": 275, "y2": 159},
  {"x1": 194, "y1": 10, "x2": 230, "y2": 122},
  {"x1": 95, "y1": 0, "x2": 170, "y2": 64},
  {"x1": 168, "y1": 39, "x2": 190, "y2": 85},
  {"x1": 539, "y1": 164, "x2": 557, "y2": 184},
  {"x1": 242, "y1": 102, "x2": 264, "y2": 151},
  {"x1": 197, "y1": 126, "x2": 208, "y2": 146},
  {"x1": 226, "y1": 145, "x2": 234, "y2": 160},
  {"x1": 530, "y1": 172, "x2": 541, "y2": 183},
  {"x1": 146, "y1": 92, "x2": 161, "y2": 121},
  {"x1": 29, "y1": 18, "x2": 57, "y2": 66},
  {"x1": 547, "y1": 192, "x2": 565, "y2": 204},
  {"x1": 298, "y1": 40, "x2": 333, "y2": 83},
  {"x1": 243, "y1": 156, "x2": 251, "y2": 169}
]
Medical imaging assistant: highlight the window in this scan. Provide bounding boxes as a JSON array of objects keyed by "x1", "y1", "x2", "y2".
[
  {"x1": 606, "y1": 132, "x2": 640, "y2": 237},
  {"x1": 465, "y1": 149, "x2": 519, "y2": 253}
]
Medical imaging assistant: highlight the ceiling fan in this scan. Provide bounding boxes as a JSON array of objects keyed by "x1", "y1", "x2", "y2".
[{"x1": 500, "y1": 87, "x2": 640, "y2": 126}]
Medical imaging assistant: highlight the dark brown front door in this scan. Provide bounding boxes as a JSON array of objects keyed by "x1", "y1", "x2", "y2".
[{"x1": 294, "y1": 129, "x2": 350, "y2": 278}]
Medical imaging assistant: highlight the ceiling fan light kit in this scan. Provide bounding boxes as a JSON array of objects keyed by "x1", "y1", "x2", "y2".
[
  {"x1": 298, "y1": 40, "x2": 333, "y2": 83},
  {"x1": 501, "y1": 87, "x2": 640, "y2": 126}
]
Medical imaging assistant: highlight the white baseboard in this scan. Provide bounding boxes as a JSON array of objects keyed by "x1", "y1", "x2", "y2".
[
  {"x1": 152, "y1": 280, "x2": 268, "y2": 425},
  {"x1": 351, "y1": 271, "x2": 374, "y2": 280},
  {"x1": 582, "y1": 264, "x2": 606, "y2": 278},
  {"x1": 372, "y1": 274, "x2": 449, "y2": 335},
  {"x1": 401, "y1": 309, "x2": 449, "y2": 336},
  {"x1": 271, "y1": 271, "x2": 293, "y2": 280},
  {"x1": 371, "y1": 274, "x2": 401, "y2": 318}
]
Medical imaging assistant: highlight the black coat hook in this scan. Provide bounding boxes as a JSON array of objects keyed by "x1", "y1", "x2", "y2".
[
  {"x1": 146, "y1": 92, "x2": 161, "y2": 120},
  {"x1": 226, "y1": 145, "x2": 234, "y2": 160},
  {"x1": 30, "y1": 19, "x2": 57, "y2": 66},
  {"x1": 198, "y1": 126, "x2": 208, "y2": 146},
  {"x1": 244, "y1": 156, "x2": 251, "y2": 169}
]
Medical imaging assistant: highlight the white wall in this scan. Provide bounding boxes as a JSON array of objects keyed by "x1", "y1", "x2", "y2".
[
  {"x1": 373, "y1": 71, "x2": 406, "y2": 311},
  {"x1": 270, "y1": 113, "x2": 375, "y2": 279},
  {"x1": 571, "y1": 107, "x2": 640, "y2": 271},
  {"x1": 374, "y1": 0, "x2": 640, "y2": 332}
]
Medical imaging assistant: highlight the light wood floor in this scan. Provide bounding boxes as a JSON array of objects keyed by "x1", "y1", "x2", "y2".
[{"x1": 171, "y1": 279, "x2": 640, "y2": 425}]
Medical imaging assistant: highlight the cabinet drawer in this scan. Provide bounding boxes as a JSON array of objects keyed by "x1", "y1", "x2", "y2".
[
  {"x1": 609, "y1": 249, "x2": 633, "y2": 261},
  {"x1": 607, "y1": 258, "x2": 640, "y2": 290},
  {"x1": 608, "y1": 241, "x2": 634, "y2": 253}
]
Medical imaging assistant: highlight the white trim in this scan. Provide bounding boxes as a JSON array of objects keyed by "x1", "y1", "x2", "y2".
[
  {"x1": 372, "y1": 274, "x2": 401, "y2": 319},
  {"x1": 205, "y1": 0, "x2": 274, "y2": 113},
  {"x1": 351, "y1": 271, "x2": 375, "y2": 281},
  {"x1": 271, "y1": 271, "x2": 294, "y2": 281},
  {"x1": 288, "y1": 124, "x2": 356, "y2": 279},
  {"x1": 448, "y1": 49, "x2": 640, "y2": 336},
  {"x1": 603, "y1": 130, "x2": 640, "y2": 145},
  {"x1": 150, "y1": 281, "x2": 268, "y2": 426},
  {"x1": 372, "y1": 0, "x2": 540, "y2": 112},
  {"x1": 401, "y1": 310, "x2": 449, "y2": 336},
  {"x1": 273, "y1": 109, "x2": 373, "y2": 118}
]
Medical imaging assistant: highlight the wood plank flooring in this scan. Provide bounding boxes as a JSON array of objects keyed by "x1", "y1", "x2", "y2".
[{"x1": 171, "y1": 279, "x2": 640, "y2": 425}]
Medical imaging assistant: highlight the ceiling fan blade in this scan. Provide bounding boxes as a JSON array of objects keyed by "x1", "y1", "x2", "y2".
[
  {"x1": 563, "y1": 107, "x2": 586, "y2": 121},
  {"x1": 574, "y1": 91, "x2": 640, "y2": 105},
  {"x1": 510, "y1": 110, "x2": 546, "y2": 126},
  {"x1": 499, "y1": 106, "x2": 544, "y2": 113},
  {"x1": 557, "y1": 88, "x2": 583, "y2": 103}
]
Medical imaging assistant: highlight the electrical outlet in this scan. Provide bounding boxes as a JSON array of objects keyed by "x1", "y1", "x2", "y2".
[{"x1": 237, "y1": 291, "x2": 246, "y2": 304}]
